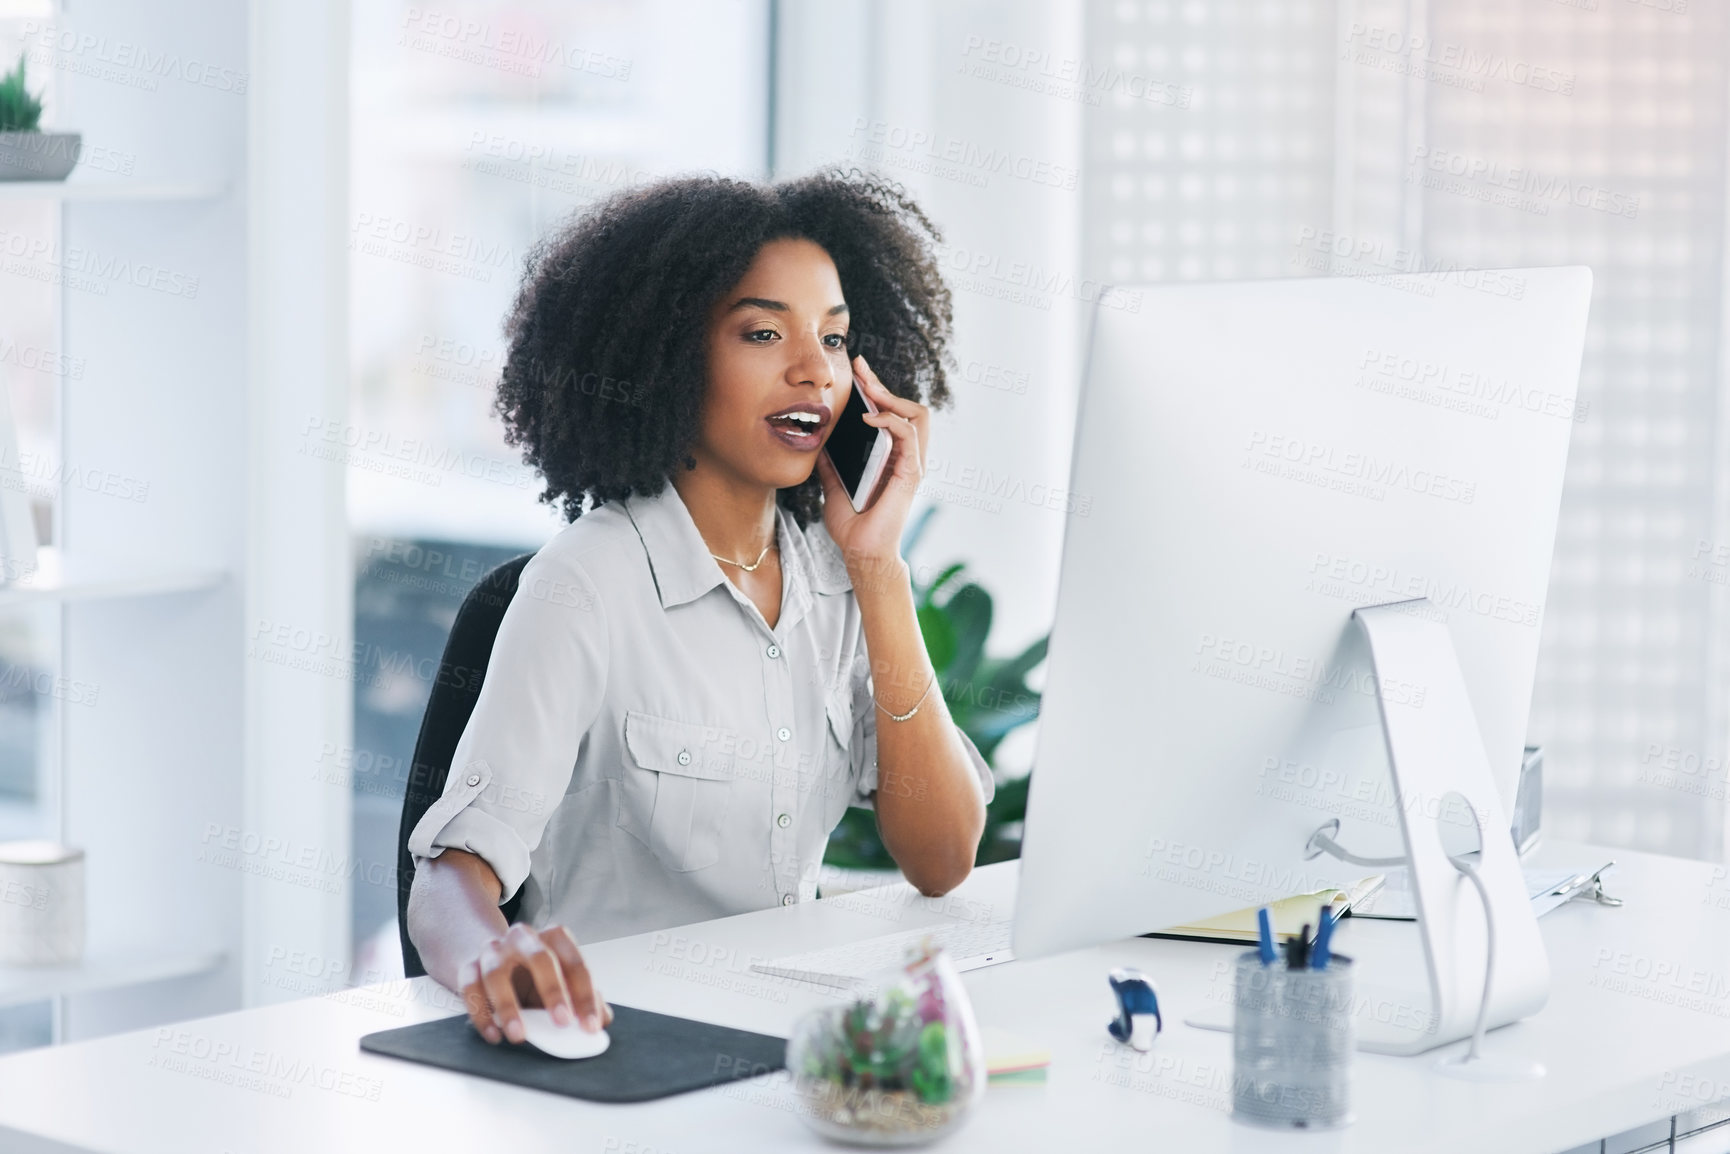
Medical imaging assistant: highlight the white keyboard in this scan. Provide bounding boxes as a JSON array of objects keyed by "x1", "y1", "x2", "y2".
[{"x1": 749, "y1": 919, "x2": 1015, "y2": 989}]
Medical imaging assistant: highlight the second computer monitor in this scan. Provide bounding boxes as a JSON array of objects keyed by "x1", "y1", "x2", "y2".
[{"x1": 1013, "y1": 267, "x2": 1593, "y2": 961}]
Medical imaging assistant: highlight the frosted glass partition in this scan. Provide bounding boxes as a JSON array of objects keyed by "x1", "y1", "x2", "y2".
[{"x1": 1082, "y1": 0, "x2": 1730, "y2": 860}]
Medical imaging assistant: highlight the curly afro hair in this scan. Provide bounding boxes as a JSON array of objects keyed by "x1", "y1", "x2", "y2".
[{"x1": 494, "y1": 168, "x2": 955, "y2": 525}]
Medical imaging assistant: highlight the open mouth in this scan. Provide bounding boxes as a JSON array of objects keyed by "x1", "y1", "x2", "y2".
[{"x1": 765, "y1": 405, "x2": 829, "y2": 450}]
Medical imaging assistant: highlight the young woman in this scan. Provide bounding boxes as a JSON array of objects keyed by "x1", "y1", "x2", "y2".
[{"x1": 405, "y1": 171, "x2": 995, "y2": 1046}]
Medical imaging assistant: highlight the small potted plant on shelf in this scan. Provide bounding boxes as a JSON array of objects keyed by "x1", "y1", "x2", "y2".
[{"x1": 0, "y1": 52, "x2": 81, "y2": 182}]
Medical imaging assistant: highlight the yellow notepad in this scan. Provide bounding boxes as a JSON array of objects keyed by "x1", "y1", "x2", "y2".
[
  {"x1": 1155, "y1": 876, "x2": 1385, "y2": 943},
  {"x1": 980, "y1": 1025, "x2": 1051, "y2": 1078}
]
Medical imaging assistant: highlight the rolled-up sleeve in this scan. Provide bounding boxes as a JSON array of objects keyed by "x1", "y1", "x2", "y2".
[
  {"x1": 848, "y1": 646, "x2": 996, "y2": 810},
  {"x1": 406, "y1": 549, "x2": 609, "y2": 905}
]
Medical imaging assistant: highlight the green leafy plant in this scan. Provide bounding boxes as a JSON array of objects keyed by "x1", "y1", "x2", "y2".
[
  {"x1": 909, "y1": 1021, "x2": 953, "y2": 1103},
  {"x1": 824, "y1": 508, "x2": 1048, "y2": 870},
  {"x1": 796, "y1": 948, "x2": 963, "y2": 1106},
  {"x1": 0, "y1": 53, "x2": 44, "y2": 134}
]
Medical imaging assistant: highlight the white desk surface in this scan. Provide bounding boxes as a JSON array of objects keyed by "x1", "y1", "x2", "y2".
[{"x1": 0, "y1": 838, "x2": 1724, "y2": 1154}]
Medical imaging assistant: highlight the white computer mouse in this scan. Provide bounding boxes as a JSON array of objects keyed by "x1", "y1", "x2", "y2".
[{"x1": 515, "y1": 1008, "x2": 610, "y2": 1059}]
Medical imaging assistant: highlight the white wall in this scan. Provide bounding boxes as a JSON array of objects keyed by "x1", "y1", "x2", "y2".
[{"x1": 242, "y1": 0, "x2": 353, "y2": 1006}]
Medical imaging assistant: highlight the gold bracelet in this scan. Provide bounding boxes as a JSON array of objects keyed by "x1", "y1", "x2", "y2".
[{"x1": 874, "y1": 671, "x2": 936, "y2": 722}]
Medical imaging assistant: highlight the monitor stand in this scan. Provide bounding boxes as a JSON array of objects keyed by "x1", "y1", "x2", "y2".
[{"x1": 1183, "y1": 599, "x2": 1550, "y2": 1062}]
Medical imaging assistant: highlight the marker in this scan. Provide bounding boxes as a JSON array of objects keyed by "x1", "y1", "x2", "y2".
[
  {"x1": 1311, "y1": 905, "x2": 1337, "y2": 970},
  {"x1": 1257, "y1": 907, "x2": 1277, "y2": 966}
]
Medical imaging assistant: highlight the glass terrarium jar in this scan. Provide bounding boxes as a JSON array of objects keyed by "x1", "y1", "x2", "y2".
[{"x1": 786, "y1": 942, "x2": 986, "y2": 1146}]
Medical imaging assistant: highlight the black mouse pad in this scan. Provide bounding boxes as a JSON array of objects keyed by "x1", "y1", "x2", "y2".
[{"x1": 359, "y1": 1004, "x2": 786, "y2": 1103}]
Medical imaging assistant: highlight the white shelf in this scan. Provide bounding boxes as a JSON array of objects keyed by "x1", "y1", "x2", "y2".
[
  {"x1": 0, "y1": 179, "x2": 228, "y2": 203},
  {"x1": 0, "y1": 565, "x2": 227, "y2": 609},
  {"x1": 0, "y1": 948, "x2": 226, "y2": 1009}
]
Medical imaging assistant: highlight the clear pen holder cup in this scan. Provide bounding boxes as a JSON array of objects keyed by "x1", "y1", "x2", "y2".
[{"x1": 1231, "y1": 949, "x2": 1354, "y2": 1130}]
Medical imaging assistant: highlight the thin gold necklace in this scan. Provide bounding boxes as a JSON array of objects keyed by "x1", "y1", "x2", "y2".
[{"x1": 711, "y1": 540, "x2": 776, "y2": 572}]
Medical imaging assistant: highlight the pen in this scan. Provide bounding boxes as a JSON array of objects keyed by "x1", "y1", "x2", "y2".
[
  {"x1": 1311, "y1": 905, "x2": 1336, "y2": 970},
  {"x1": 1257, "y1": 907, "x2": 1277, "y2": 966}
]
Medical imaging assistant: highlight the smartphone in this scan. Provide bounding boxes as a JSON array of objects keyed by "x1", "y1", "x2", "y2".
[{"x1": 824, "y1": 370, "x2": 894, "y2": 513}]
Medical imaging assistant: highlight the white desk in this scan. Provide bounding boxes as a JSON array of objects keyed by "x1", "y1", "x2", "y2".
[{"x1": 0, "y1": 839, "x2": 1727, "y2": 1154}]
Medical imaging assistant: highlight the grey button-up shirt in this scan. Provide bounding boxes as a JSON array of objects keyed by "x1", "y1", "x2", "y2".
[{"x1": 407, "y1": 481, "x2": 995, "y2": 943}]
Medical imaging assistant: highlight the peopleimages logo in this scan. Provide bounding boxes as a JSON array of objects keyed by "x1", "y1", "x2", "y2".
[
  {"x1": 19, "y1": 21, "x2": 249, "y2": 94},
  {"x1": 1356, "y1": 347, "x2": 1587, "y2": 424},
  {"x1": 1410, "y1": 146, "x2": 1640, "y2": 219},
  {"x1": 956, "y1": 35, "x2": 1192, "y2": 110},
  {"x1": 1307, "y1": 552, "x2": 1542, "y2": 628},
  {"x1": 398, "y1": 7, "x2": 632, "y2": 80},
  {"x1": 1242, "y1": 429, "x2": 1478, "y2": 505},
  {"x1": 932, "y1": 242, "x2": 1142, "y2": 313},
  {"x1": 1292, "y1": 227, "x2": 1527, "y2": 300},
  {"x1": 0, "y1": 337, "x2": 84, "y2": 380},
  {"x1": 297, "y1": 416, "x2": 537, "y2": 490},
  {"x1": 1341, "y1": 24, "x2": 1575, "y2": 95},
  {"x1": 0, "y1": 227, "x2": 202, "y2": 299},
  {"x1": 1191, "y1": 631, "x2": 1427, "y2": 708},
  {"x1": 849, "y1": 118, "x2": 1080, "y2": 191}
]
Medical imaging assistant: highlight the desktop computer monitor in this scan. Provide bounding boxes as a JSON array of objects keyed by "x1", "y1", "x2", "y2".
[{"x1": 1013, "y1": 267, "x2": 1593, "y2": 967}]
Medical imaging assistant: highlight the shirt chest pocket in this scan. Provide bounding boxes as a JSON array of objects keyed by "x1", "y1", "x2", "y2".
[
  {"x1": 818, "y1": 693, "x2": 858, "y2": 827},
  {"x1": 617, "y1": 711, "x2": 734, "y2": 873}
]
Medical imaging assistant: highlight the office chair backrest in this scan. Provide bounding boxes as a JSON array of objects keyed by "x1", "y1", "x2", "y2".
[{"x1": 396, "y1": 552, "x2": 534, "y2": 979}]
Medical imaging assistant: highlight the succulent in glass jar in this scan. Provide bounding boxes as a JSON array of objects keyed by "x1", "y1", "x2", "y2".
[{"x1": 787, "y1": 939, "x2": 986, "y2": 1146}]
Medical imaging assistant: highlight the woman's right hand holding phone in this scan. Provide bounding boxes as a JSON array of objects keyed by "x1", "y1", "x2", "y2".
[{"x1": 458, "y1": 922, "x2": 612, "y2": 1043}]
